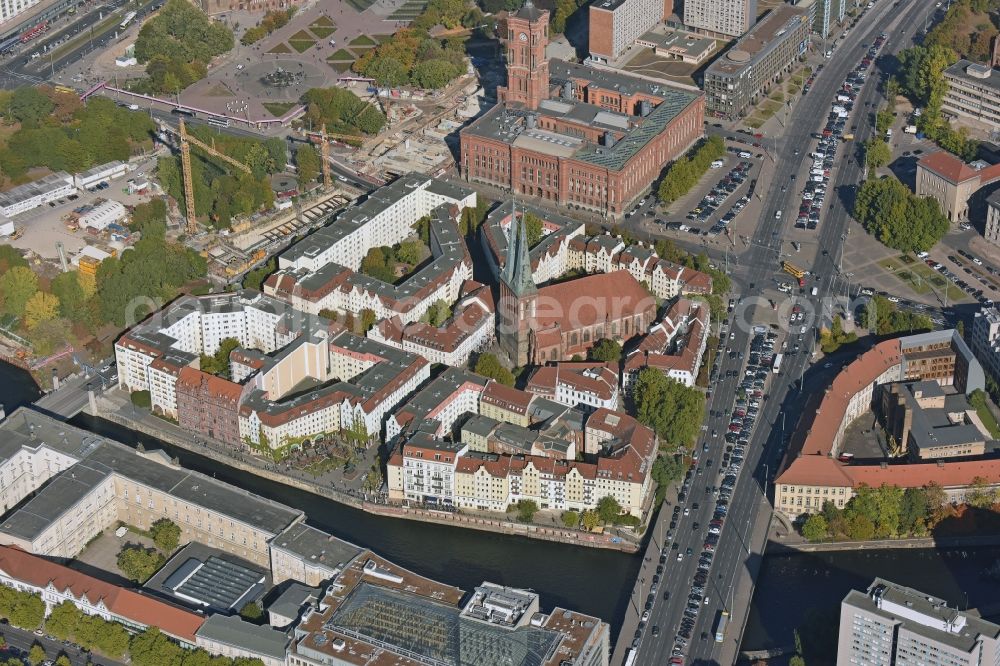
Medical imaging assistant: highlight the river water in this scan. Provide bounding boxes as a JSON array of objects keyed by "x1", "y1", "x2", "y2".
[
  {"x1": 742, "y1": 546, "x2": 1000, "y2": 651},
  {"x1": 0, "y1": 361, "x2": 641, "y2": 632}
]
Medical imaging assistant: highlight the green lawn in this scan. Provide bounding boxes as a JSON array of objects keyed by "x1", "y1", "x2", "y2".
[
  {"x1": 311, "y1": 14, "x2": 336, "y2": 27},
  {"x1": 977, "y1": 402, "x2": 1000, "y2": 438},
  {"x1": 330, "y1": 48, "x2": 355, "y2": 61},
  {"x1": 349, "y1": 34, "x2": 377, "y2": 47},
  {"x1": 290, "y1": 39, "x2": 316, "y2": 53},
  {"x1": 310, "y1": 26, "x2": 335, "y2": 38},
  {"x1": 883, "y1": 256, "x2": 968, "y2": 301},
  {"x1": 327, "y1": 60, "x2": 353, "y2": 72},
  {"x1": 267, "y1": 42, "x2": 292, "y2": 54}
]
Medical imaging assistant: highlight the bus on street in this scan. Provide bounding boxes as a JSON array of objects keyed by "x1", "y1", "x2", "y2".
[{"x1": 714, "y1": 610, "x2": 729, "y2": 643}]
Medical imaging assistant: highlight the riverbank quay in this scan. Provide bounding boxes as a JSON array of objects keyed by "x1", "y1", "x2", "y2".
[{"x1": 768, "y1": 533, "x2": 1000, "y2": 553}]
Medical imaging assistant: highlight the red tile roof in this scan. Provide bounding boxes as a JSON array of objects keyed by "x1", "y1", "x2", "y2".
[
  {"x1": 918, "y1": 151, "x2": 983, "y2": 184},
  {"x1": 535, "y1": 270, "x2": 656, "y2": 332},
  {"x1": 0, "y1": 546, "x2": 204, "y2": 642},
  {"x1": 482, "y1": 382, "x2": 535, "y2": 415},
  {"x1": 177, "y1": 367, "x2": 244, "y2": 404}
]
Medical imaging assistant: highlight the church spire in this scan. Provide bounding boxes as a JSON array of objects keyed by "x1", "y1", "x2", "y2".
[{"x1": 501, "y1": 202, "x2": 537, "y2": 297}]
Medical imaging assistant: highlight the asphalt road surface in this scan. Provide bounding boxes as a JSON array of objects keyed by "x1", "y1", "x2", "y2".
[{"x1": 628, "y1": 0, "x2": 928, "y2": 663}]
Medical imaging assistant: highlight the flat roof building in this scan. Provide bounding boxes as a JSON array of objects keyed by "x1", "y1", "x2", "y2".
[
  {"x1": 684, "y1": 0, "x2": 756, "y2": 38},
  {"x1": 0, "y1": 172, "x2": 75, "y2": 218},
  {"x1": 838, "y1": 578, "x2": 1000, "y2": 666},
  {"x1": 915, "y1": 150, "x2": 1000, "y2": 223},
  {"x1": 588, "y1": 0, "x2": 673, "y2": 62},
  {"x1": 704, "y1": 5, "x2": 811, "y2": 119},
  {"x1": 943, "y1": 60, "x2": 1000, "y2": 129}
]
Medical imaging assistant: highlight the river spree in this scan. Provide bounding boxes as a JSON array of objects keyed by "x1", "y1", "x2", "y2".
[
  {"x1": 742, "y1": 545, "x2": 1000, "y2": 651},
  {"x1": 0, "y1": 361, "x2": 641, "y2": 632}
]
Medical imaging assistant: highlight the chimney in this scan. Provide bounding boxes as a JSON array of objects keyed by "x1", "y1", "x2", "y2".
[
  {"x1": 603, "y1": 131, "x2": 616, "y2": 148},
  {"x1": 526, "y1": 113, "x2": 537, "y2": 130},
  {"x1": 640, "y1": 100, "x2": 652, "y2": 117},
  {"x1": 562, "y1": 80, "x2": 574, "y2": 100}
]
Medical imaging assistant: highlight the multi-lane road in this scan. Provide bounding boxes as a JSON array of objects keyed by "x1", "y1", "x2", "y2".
[{"x1": 629, "y1": 0, "x2": 929, "y2": 663}]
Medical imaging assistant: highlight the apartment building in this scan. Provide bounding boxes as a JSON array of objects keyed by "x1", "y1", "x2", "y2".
[
  {"x1": 943, "y1": 60, "x2": 1000, "y2": 129},
  {"x1": 264, "y1": 174, "x2": 476, "y2": 324},
  {"x1": 0, "y1": 545, "x2": 205, "y2": 646},
  {"x1": 387, "y1": 375, "x2": 656, "y2": 516},
  {"x1": 385, "y1": 367, "x2": 491, "y2": 441},
  {"x1": 588, "y1": 0, "x2": 672, "y2": 62},
  {"x1": 268, "y1": 522, "x2": 362, "y2": 587},
  {"x1": 195, "y1": 614, "x2": 290, "y2": 666},
  {"x1": 526, "y1": 362, "x2": 620, "y2": 413},
  {"x1": 683, "y1": 0, "x2": 756, "y2": 38},
  {"x1": 623, "y1": 298, "x2": 710, "y2": 389},
  {"x1": 704, "y1": 5, "x2": 811, "y2": 118},
  {"x1": 838, "y1": 579, "x2": 1000, "y2": 666},
  {"x1": 775, "y1": 330, "x2": 989, "y2": 519},
  {"x1": 367, "y1": 280, "x2": 495, "y2": 367}
]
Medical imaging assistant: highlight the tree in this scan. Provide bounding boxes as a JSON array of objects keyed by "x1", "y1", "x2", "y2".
[
  {"x1": 523, "y1": 212, "x2": 544, "y2": 247},
  {"x1": 239, "y1": 602, "x2": 263, "y2": 621},
  {"x1": 22, "y1": 291, "x2": 59, "y2": 330},
  {"x1": 116, "y1": 544, "x2": 165, "y2": 583},
  {"x1": 26, "y1": 645, "x2": 45, "y2": 666},
  {"x1": 657, "y1": 136, "x2": 725, "y2": 204},
  {"x1": 846, "y1": 513, "x2": 875, "y2": 541},
  {"x1": 129, "y1": 627, "x2": 184, "y2": 666},
  {"x1": 50, "y1": 271, "x2": 88, "y2": 323},
  {"x1": 150, "y1": 518, "x2": 181, "y2": 552},
  {"x1": 581, "y1": 510, "x2": 600, "y2": 531},
  {"x1": 854, "y1": 177, "x2": 949, "y2": 252},
  {"x1": 130, "y1": 390, "x2": 152, "y2": 409},
  {"x1": 394, "y1": 239, "x2": 422, "y2": 265},
  {"x1": 966, "y1": 476, "x2": 997, "y2": 509},
  {"x1": 516, "y1": 499, "x2": 538, "y2": 523},
  {"x1": 865, "y1": 139, "x2": 892, "y2": 169},
  {"x1": 561, "y1": 510, "x2": 580, "y2": 528},
  {"x1": 801, "y1": 514, "x2": 828, "y2": 542},
  {"x1": 874, "y1": 109, "x2": 894, "y2": 135},
  {"x1": 423, "y1": 299, "x2": 452, "y2": 327},
  {"x1": 589, "y1": 338, "x2": 622, "y2": 363},
  {"x1": 475, "y1": 353, "x2": 515, "y2": 386},
  {"x1": 295, "y1": 144, "x2": 320, "y2": 187},
  {"x1": 789, "y1": 656, "x2": 806, "y2": 666},
  {"x1": 9, "y1": 87, "x2": 53, "y2": 127},
  {"x1": 899, "y1": 487, "x2": 929, "y2": 536},
  {"x1": 596, "y1": 495, "x2": 622, "y2": 524},
  {"x1": 0, "y1": 266, "x2": 38, "y2": 317},
  {"x1": 0, "y1": 587, "x2": 45, "y2": 630},
  {"x1": 44, "y1": 602, "x2": 80, "y2": 641},
  {"x1": 54, "y1": 656, "x2": 71, "y2": 666},
  {"x1": 360, "y1": 308, "x2": 377, "y2": 333},
  {"x1": 0, "y1": 245, "x2": 27, "y2": 273},
  {"x1": 200, "y1": 336, "x2": 240, "y2": 376},
  {"x1": 632, "y1": 368, "x2": 705, "y2": 449}
]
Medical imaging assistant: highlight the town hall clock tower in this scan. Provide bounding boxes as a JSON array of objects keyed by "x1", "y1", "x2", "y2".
[{"x1": 499, "y1": 0, "x2": 550, "y2": 110}]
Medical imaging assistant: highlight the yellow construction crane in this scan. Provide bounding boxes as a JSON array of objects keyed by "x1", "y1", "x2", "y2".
[{"x1": 171, "y1": 117, "x2": 252, "y2": 233}]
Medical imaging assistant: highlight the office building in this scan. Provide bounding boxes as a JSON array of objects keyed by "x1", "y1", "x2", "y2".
[
  {"x1": 704, "y1": 5, "x2": 811, "y2": 118},
  {"x1": 588, "y1": 0, "x2": 673, "y2": 62},
  {"x1": 683, "y1": 0, "x2": 756, "y2": 38},
  {"x1": 775, "y1": 330, "x2": 991, "y2": 518},
  {"x1": 879, "y1": 380, "x2": 990, "y2": 460},
  {"x1": 915, "y1": 151, "x2": 1000, "y2": 223},
  {"x1": 838, "y1": 578, "x2": 1000, "y2": 666},
  {"x1": 460, "y1": 2, "x2": 705, "y2": 220},
  {"x1": 943, "y1": 60, "x2": 1000, "y2": 129}
]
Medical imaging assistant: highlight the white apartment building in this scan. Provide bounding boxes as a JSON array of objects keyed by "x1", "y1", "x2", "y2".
[
  {"x1": 838, "y1": 579, "x2": 1000, "y2": 666},
  {"x1": 398, "y1": 436, "x2": 468, "y2": 505},
  {"x1": 588, "y1": 0, "x2": 668, "y2": 62},
  {"x1": 971, "y1": 305, "x2": 1000, "y2": 379},
  {"x1": 684, "y1": 0, "x2": 756, "y2": 38},
  {"x1": 385, "y1": 368, "x2": 491, "y2": 441}
]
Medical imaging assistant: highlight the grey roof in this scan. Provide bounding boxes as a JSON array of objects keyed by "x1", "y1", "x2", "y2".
[
  {"x1": 844, "y1": 578, "x2": 1000, "y2": 654},
  {"x1": 76, "y1": 161, "x2": 126, "y2": 180},
  {"x1": 461, "y1": 414, "x2": 500, "y2": 438},
  {"x1": 83, "y1": 443, "x2": 302, "y2": 535},
  {"x1": 0, "y1": 171, "x2": 73, "y2": 209},
  {"x1": 163, "y1": 556, "x2": 266, "y2": 611},
  {"x1": 268, "y1": 582, "x2": 320, "y2": 623},
  {"x1": 0, "y1": 408, "x2": 105, "y2": 466},
  {"x1": 271, "y1": 522, "x2": 363, "y2": 576},
  {"x1": 705, "y1": 5, "x2": 809, "y2": 78},
  {"x1": 514, "y1": 0, "x2": 545, "y2": 21},
  {"x1": 394, "y1": 367, "x2": 490, "y2": 425},
  {"x1": 195, "y1": 613, "x2": 290, "y2": 660},
  {"x1": 945, "y1": 60, "x2": 1000, "y2": 94},
  {"x1": 0, "y1": 463, "x2": 112, "y2": 540},
  {"x1": 896, "y1": 382, "x2": 988, "y2": 451}
]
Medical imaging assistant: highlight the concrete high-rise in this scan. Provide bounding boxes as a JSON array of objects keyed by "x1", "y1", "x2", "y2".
[
  {"x1": 683, "y1": 0, "x2": 757, "y2": 38},
  {"x1": 838, "y1": 578, "x2": 1000, "y2": 666}
]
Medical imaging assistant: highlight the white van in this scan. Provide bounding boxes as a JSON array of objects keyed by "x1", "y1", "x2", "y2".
[
  {"x1": 811, "y1": 287, "x2": 818, "y2": 296},
  {"x1": 710, "y1": 159, "x2": 725, "y2": 169},
  {"x1": 738, "y1": 151, "x2": 752, "y2": 158}
]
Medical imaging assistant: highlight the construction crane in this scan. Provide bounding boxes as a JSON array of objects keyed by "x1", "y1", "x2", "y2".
[{"x1": 165, "y1": 117, "x2": 252, "y2": 233}]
